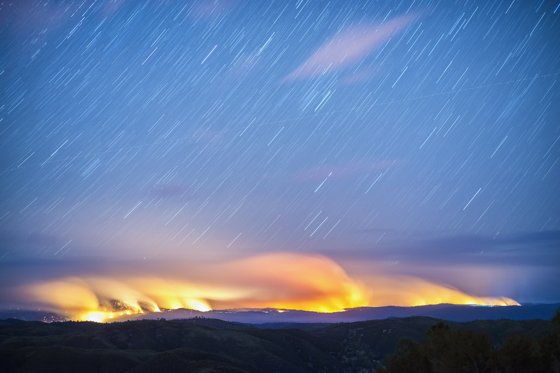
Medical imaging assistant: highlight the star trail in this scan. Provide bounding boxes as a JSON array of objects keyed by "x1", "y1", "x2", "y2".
[{"x1": 0, "y1": 0, "x2": 559, "y2": 315}]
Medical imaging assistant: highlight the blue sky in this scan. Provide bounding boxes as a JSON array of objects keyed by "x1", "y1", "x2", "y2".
[{"x1": 0, "y1": 0, "x2": 559, "y2": 306}]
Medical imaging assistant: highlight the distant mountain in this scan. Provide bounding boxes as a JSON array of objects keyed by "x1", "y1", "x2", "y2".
[
  {"x1": 2, "y1": 303, "x2": 559, "y2": 323},
  {"x1": 0, "y1": 316, "x2": 557, "y2": 372},
  {"x1": 0, "y1": 309, "x2": 65, "y2": 322},
  {"x1": 122, "y1": 303, "x2": 560, "y2": 324}
]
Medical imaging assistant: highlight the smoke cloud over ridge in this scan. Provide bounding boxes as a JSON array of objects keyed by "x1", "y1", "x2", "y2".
[{"x1": 1, "y1": 253, "x2": 518, "y2": 322}]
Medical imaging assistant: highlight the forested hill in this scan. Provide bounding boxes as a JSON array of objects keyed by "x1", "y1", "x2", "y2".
[{"x1": 1, "y1": 314, "x2": 559, "y2": 372}]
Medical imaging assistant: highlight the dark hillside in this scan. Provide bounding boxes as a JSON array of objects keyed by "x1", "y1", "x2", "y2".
[{"x1": 0, "y1": 315, "x2": 557, "y2": 372}]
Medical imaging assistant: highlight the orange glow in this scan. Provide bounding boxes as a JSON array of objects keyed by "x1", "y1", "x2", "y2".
[
  {"x1": 360, "y1": 275, "x2": 520, "y2": 307},
  {"x1": 13, "y1": 253, "x2": 518, "y2": 321}
]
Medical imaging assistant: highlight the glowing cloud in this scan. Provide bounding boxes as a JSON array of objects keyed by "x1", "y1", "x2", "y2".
[
  {"x1": 9, "y1": 252, "x2": 518, "y2": 322},
  {"x1": 362, "y1": 274, "x2": 519, "y2": 307}
]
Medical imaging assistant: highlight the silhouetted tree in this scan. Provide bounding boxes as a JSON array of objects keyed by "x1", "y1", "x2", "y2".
[
  {"x1": 498, "y1": 334, "x2": 544, "y2": 373},
  {"x1": 385, "y1": 311, "x2": 560, "y2": 373},
  {"x1": 384, "y1": 338, "x2": 431, "y2": 373}
]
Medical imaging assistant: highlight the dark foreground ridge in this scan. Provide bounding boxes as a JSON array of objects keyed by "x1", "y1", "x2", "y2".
[{"x1": 1, "y1": 312, "x2": 559, "y2": 373}]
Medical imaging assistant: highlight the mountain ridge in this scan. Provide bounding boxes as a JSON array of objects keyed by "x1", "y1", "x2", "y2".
[{"x1": 2, "y1": 302, "x2": 558, "y2": 323}]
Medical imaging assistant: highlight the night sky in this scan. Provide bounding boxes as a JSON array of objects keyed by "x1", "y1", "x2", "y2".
[{"x1": 1, "y1": 0, "x2": 559, "y2": 314}]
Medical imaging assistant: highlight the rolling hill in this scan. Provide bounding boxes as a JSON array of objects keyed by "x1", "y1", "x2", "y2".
[{"x1": 1, "y1": 314, "x2": 558, "y2": 372}]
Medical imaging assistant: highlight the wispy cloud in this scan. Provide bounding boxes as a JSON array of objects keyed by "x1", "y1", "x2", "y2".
[
  {"x1": 0, "y1": 0, "x2": 72, "y2": 34},
  {"x1": 284, "y1": 14, "x2": 417, "y2": 81},
  {"x1": 150, "y1": 184, "x2": 190, "y2": 199},
  {"x1": 354, "y1": 230, "x2": 560, "y2": 267},
  {"x1": 191, "y1": 0, "x2": 236, "y2": 19}
]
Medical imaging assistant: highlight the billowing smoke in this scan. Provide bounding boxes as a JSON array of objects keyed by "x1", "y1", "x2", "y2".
[{"x1": 4, "y1": 253, "x2": 518, "y2": 322}]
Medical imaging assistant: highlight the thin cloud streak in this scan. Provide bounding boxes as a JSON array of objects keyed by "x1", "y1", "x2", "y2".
[{"x1": 284, "y1": 14, "x2": 417, "y2": 81}]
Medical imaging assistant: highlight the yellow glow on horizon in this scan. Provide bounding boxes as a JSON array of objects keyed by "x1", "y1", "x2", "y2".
[
  {"x1": 183, "y1": 298, "x2": 212, "y2": 312},
  {"x1": 78, "y1": 309, "x2": 140, "y2": 323},
  {"x1": 14, "y1": 253, "x2": 519, "y2": 321},
  {"x1": 81, "y1": 311, "x2": 109, "y2": 323}
]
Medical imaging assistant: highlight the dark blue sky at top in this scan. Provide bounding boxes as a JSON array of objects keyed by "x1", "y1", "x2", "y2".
[{"x1": 0, "y1": 0, "x2": 559, "y2": 302}]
